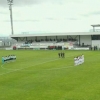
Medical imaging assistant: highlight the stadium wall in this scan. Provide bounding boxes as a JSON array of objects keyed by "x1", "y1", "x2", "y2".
[
  {"x1": 80, "y1": 35, "x2": 91, "y2": 46},
  {"x1": 92, "y1": 40, "x2": 100, "y2": 48}
]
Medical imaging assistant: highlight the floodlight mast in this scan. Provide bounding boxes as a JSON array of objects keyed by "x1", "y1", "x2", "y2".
[{"x1": 7, "y1": 0, "x2": 14, "y2": 35}]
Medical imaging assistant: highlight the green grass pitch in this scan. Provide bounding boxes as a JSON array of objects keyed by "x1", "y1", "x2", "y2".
[{"x1": 0, "y1": 50, "x2": 100, "y2": 100}]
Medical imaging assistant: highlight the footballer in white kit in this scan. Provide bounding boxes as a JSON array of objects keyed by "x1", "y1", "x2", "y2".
[{"x1": 74, "y1": 57, "x2": 78, "y2": 66}]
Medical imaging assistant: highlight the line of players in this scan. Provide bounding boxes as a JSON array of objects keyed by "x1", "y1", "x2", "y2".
[
  {"x1": 58, "y1": 52, "x2": 65, "y2": 58},
  {"x1": 74, "y1": 54, "x2": 84, "y2": 66},
  {"x1": 2, "y1": 55, "x2": 16, "y2": 64}
]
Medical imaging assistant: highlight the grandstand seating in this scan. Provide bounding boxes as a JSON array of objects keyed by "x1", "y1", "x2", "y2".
[{"x1": 13, "y1": 40, "x2": 78, "y2": 50}]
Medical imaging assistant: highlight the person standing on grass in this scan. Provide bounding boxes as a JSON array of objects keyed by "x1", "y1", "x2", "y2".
[
  {"x1": 61, "y1": 52, "x2": 63, "y2": 58},
  {"x1": 62, "y1": 52, "x2": 64, "y2": 58},
  {"x1": 74, "y1": 57, "x2": 77, "y2": 66},
  {"x1": 82, "y1": 54, "x2": 84, "y2": 63},
  {"x1": 58, "y1": 52, "x2": 60, "y2": 58},
  {"x1": 2, "y1": 56, "x2": 4, "y2": 64},
  {"x1": 63, "y1": 52, "x2": 65, "y2": 58}
]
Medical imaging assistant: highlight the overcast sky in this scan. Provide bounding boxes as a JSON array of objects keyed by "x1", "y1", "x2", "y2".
[{"x1": 0, "y1": 0, "x2": 100, "y2": 36}]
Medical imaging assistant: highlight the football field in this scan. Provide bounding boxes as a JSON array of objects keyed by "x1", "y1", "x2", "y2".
[{"x1": 0, "y1": 50, "x2": 100, "y2": 100}]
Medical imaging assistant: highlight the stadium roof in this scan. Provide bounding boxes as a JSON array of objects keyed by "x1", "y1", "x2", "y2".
[
  {"x1": 10, "y1": 32, "x2": 100, "y2": 38},
  {"x1": 91, "y1": 24, "x2": 100, "y2": 27}
]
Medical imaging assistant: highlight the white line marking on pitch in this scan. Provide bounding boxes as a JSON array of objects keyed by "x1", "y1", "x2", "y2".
[
  {"x1": 0, "y1": 58, "x2": 60, "y2": 76},
  {"x1": 1, "y1": 54, "x2": 74, "y2": 71},
  {"x1": 0, "y1": 54, "x2": 76, "y2": 76},
  {"x1": 1, "y1": 63, "x2": 18, "y2": 71}
]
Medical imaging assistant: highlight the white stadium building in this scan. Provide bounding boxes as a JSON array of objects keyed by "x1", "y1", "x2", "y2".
[
  {"x1": 9, "y1": 30, "x2": 100, "y2": 50},
  {"x1": 8, "y1": 24, "x2": 100, "y2": 50}
]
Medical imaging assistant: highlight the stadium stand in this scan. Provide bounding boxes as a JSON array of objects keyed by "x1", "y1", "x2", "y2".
[{"x1": 9, "y1": 31, "x2": 100, "y2": 50}]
